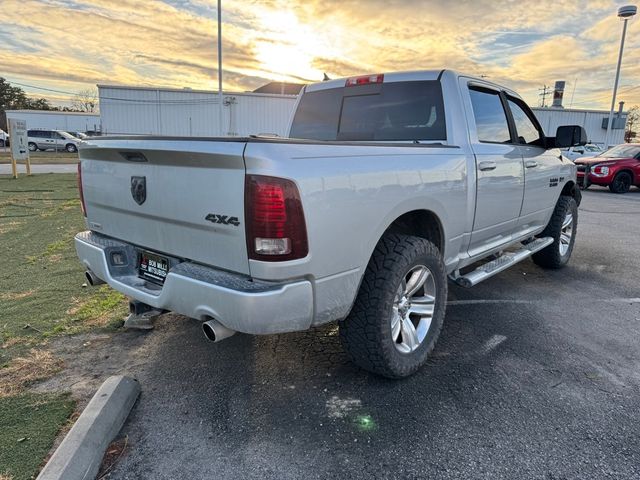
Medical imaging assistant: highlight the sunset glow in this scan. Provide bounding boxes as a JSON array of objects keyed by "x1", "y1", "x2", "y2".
[{"x1": 0, "y1": 0, "x2": 638, "y2": 109}]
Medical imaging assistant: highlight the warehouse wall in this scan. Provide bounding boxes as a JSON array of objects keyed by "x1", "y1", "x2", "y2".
[
  {"x1": 532, "y1": 108, "x2": 627, "y2": 147},
  {"x1": 99, "y1": 86, "x2": 298, "y2": 137},
  {"x1": 5, "y1": 110, "x2": 101, "y2": 133}
]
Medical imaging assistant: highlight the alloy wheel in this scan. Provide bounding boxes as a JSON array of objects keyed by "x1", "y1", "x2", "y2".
[{"x1": 391, "y1": 265, "x2": 437, "y2": 354}]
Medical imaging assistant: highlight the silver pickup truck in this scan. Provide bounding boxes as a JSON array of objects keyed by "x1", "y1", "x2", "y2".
[{"x1": 75, "y1": 70, "x2": 586, "y2": 378}]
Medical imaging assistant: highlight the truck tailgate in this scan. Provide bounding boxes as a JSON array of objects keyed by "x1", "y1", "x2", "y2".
[{"x1": 79, "y1": 138, "x2": 249, "y2": 275}]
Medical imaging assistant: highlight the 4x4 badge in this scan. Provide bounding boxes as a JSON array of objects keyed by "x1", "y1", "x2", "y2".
[
  {"x1": 205, "y1": 213, "x2": 240, "y2": 226},
  {"x1": 131, "y1": 176, "x2": 146, "y2": 205}
]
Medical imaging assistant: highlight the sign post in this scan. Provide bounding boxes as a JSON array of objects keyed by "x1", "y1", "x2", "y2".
[{"x1": 8, "y1": 119, "x2": 30, "y2": 178}]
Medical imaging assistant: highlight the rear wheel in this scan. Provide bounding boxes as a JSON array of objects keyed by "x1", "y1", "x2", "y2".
[
  {"x1": 339, "y1": 233, "x2": 447, "y2": 378},
  {"x1": 28, "y1": 142, "x2": 37, "y2": 152},
  {"x1": 532, "y1": 196, "x2": 577, "y2": 269},
  {"x1": 609, "y1": 172, "x2": 632, "y2": 194}
]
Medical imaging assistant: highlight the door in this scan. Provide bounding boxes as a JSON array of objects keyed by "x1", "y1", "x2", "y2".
[
  {"x1": 39, "y1": 130, "x2": 55, "y2": 150},
  {"x1": 505, "y1": 95, "x2": 558, "y2": 233},
  {"x1": 466, "y1": 86, "x2": 525, "y2": 256}
]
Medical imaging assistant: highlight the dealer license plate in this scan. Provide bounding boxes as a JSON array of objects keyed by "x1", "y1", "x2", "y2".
[{"x1": 138, "y1": 251, "x2": 169, "y2": 285}]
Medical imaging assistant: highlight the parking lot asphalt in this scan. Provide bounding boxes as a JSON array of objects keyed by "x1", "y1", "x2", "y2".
[{"x1": 105, "y1": 186, "x2": 640, "y2": 480}]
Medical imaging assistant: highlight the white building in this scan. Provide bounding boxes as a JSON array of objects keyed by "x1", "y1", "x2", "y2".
[
  {"x1": 96, "y1": 84, "x2": 628, "y2": 147},
  {"x1": 98, "y1": 85, "x2": 298, "y2": 137},
  {"x1": 532, "y1": 107, "x2": 627, "y2": 147},
  {"x1": 4, "y1": 110, "x2": 101, "y2": 133}
]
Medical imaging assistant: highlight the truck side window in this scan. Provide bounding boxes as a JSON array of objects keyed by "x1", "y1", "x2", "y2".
[
  {"x1": 468, "y1": 88, "x2": 511, "y2": 144},
  {"x1": 506, "y1": 97, "x2": 543, "y2": 146}
]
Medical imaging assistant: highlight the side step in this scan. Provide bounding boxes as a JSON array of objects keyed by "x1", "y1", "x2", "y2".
[{"x1": 452, "y1": 237, "x2": 554, "y2": 288}]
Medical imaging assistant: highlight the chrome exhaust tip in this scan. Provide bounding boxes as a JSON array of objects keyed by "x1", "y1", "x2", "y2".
[
  {"x1": 85, "y1": 270, "x2": 105, "y2": 286},
  {"x1": 202, "y1": 319, "x2": 236, "y2": 343}
]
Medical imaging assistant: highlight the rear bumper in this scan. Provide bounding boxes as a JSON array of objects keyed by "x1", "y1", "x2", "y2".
[{"x1": 74, "y1": 231, "x2": 314, "y2": 335}]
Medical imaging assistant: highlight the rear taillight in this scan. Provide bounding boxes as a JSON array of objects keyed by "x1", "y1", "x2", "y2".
[
  {"x1": 245, "y1": 175, "x2": 308, "y2": 261},
  {"x1": 77, "y1": 162, "x2": 86, "y2": 217},
  {"x1": 345, "y1": 74, "x2": 384, "y2": 87}
]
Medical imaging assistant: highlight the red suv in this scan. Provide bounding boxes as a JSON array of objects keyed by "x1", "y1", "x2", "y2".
[{"x1": 575, "y1": 143, "x2": 640, "y2": 193}]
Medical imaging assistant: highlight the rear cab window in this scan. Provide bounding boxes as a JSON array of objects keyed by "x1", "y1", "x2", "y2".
[
  {"x1": 468, "y1": 87, "x2": 511, "y2": 143},
  {"x1": 290, "y1": 80, "x2": 446, "y2": 142}
]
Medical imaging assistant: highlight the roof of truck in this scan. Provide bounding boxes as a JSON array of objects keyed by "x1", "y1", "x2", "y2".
[{"x1": 304, "y1": 69, "x2": 519, "y2": 98}]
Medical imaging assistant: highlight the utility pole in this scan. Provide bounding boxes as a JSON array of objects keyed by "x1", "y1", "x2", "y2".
[
  {"x1": 217, "y1": 0, "x2": 223, "y2": 136},
  {"x1": 538, "y1": 85, "x2": 551, "y2": 107}
]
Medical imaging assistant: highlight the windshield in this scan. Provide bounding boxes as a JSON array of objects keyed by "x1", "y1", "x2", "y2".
[
  {"x1": 584, "y1": 145, "x2": 601, "y2": 152},
  {"x1": 598, "y1": 145, "x2": 640, "y2": 158}
]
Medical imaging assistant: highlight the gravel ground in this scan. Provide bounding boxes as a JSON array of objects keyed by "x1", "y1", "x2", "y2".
[{"x1": 70, "y1": 187, "x2": 640, "y2": 479}]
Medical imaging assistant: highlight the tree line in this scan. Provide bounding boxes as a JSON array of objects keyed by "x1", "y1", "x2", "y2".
[{"x1": 0, "y1": 78, "x2": 97, "y2": 132}]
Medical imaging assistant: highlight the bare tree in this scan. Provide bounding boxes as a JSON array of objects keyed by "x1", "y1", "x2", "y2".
[
  {"x1": 625, "y1": 106, "x2": 638, "y2": 143},
  {"x1": 72, "y1": 89, "x2": 98, "y2": 112}
]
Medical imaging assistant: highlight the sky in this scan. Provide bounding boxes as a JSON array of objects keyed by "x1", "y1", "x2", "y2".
[{"x1": 1, "y1": 0, "x2": 639, "y2": 110}]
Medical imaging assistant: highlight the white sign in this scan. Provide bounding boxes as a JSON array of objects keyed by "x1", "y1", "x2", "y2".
[
  {"x1": 9, "y1": 119, "x2": 29, "y2": 161},
  {"x1": 8, "y1": 119, "x2": 30, "y2": 177}
]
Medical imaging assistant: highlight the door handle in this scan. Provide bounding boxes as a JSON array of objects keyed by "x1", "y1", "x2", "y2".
[
  {"x1": 525, "y1": 160, "x2": 538, "y2": 168},
  {"x1": 478, "y1": 161, "x2": 497, "y2": 171}
]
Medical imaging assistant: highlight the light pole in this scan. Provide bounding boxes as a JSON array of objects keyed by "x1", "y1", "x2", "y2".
[
  {"x1": 217, "y1": 0, "x2": 223, "y2": 136},
  {"x1": 604, "y1": 4, "x2": 637, "y2": 149}
]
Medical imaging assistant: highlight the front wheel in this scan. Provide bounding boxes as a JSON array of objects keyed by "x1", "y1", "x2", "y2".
[
  {"x1": 65, "y1": 143, "x2": 78, "y2": 153},
  {"x1": 609, "y1": 172, "x2": 631, "y2": 194},
  {"x1": 28, "y1": 142, "x2": 37, "y2": 152},
  {"x1": 339, "y1": 233, "x2": 447, "y2": 378},
  {"x1": 532, "y1": 196, "x2": 577, "y2": 269}
]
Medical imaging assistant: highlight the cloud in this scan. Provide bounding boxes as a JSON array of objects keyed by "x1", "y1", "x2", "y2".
[{"x1": 0, "y1": 0, "x2": 638, "y2": 109}]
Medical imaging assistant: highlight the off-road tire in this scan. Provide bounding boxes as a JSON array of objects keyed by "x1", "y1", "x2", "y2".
[
  {"x1": 609, "y1": 171, "x2": 632, "y2": 194},
  {"x1": 532, "y1": 196, "x2": 577, "y2": 269},
  {"x1": 339, "y1": 233, "x2": 447, "y2": 378}
]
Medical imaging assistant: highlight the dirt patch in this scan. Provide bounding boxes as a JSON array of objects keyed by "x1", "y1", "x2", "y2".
[
  {"x1": 97, "y1": 436, "x2": 129, "y2": 479},
  {"x1": 0, "y1": 221, "x2": 23, "y2": 235},
  {"x1": 0, "y1": 290, "x2": 34, "y2": 301},
  {"x1": 0, "y1": 350, "x2": 63, "y2": 398},
  {"x1": 0, "y1": 473, "x2": 15, "y2": 480},
  {"x1": 32, "y1": 314, "x2": 178, "y2": 403}
]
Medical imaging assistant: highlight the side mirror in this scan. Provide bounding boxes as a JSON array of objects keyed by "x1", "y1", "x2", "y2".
[{"x1": 554, "y1": 125, "x2": 588, "y2": 148}]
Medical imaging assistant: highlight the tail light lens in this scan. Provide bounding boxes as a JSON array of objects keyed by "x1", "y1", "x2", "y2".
[
  {"x1": 245, "y1": 175, "x2": 308, "y2": 261},
  {"x1": 77, "y1": 162, "x2": 87, "y2": 217}
]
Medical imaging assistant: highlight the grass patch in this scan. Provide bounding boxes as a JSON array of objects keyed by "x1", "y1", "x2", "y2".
[
  {"x1": 0, "y1": 393, "x2": 75, "y2": 480},
  {"x1": 0, "y1": 151, "x2": 78, "y2": 165},
  {"x1": 0, "y1": 173, "x2": 128, "y2": 364}
]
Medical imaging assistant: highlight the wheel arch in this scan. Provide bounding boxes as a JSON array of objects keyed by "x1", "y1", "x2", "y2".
[
  {"x1": 383, "y1": 209, "x2": 445, "y2": 254},
  {"x1": 561, "y1": 180, "x2": 582, "y2": 206}
]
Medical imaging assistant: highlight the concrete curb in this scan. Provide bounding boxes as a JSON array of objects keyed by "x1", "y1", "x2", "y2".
[{"x1": 37, "y1": 376, "x2": 141, "y2": 480}]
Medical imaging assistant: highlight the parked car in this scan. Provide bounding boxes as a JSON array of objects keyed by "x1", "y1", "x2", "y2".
[
  {"x1": 562, "y1": 143, "x2": 603, "y2": 161},
  {"x1": 575, "y1": 143, "x2": 640, "y2": 193},
  {"x1": 27, "y1": 129, "x2": 81, "y2": 153},
  {"x1": 75, "y1": 69, "x2": 586, "y2": 378},
  {"x1": 0, "y1": 129, "x2": 9, "y2": 148},
  {"x1": 67, "y1": 131, "x2": 88, "y2": 139}
]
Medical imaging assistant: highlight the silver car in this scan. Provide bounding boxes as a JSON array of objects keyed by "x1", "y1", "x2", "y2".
[{"x1": 27, "y1": 129, "x2": 80, "y2": 153}]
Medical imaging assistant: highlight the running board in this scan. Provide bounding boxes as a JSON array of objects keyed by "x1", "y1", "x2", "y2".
[{"x1": 452, "y1": 237, "x2": 554, "y2": 288}]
